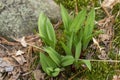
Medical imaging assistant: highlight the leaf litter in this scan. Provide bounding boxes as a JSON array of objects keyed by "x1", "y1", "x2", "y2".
[
  {"x1": 0, "y1": 0, "x2": 119, "y2": 79},
  {"x1": 89, "y1": 0, "x2": 118, "y2": 60},
  {"x1": 0, "y1": 34, "x2": 44, "y2": 80}
]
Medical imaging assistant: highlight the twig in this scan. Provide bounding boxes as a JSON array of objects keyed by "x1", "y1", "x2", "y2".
[
  {"x1": 22, "y1": 71, "x2": 32, "y2": 76},
  {"x1": 75, "y1": 0, "x2": 78, "y2": 15},
  {"x1": 78, "y1": 59, "x2": 120, "y2": 63},
  {"x1": 0, "y1": 44, "x2": 9, "y2": 51},
  {"x1": 27, "y1": 43, "x2": 44, "y2": 52}
]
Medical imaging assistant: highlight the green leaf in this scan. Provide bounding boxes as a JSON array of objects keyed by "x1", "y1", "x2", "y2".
[
  {"x1": 38, "y1": 13, "x2": 47, "y2": 39},
  {"x1": 60, "y1": 4, "x2": 71, "y2": 32},
  {"x1": 38, "y1": 13, "x2": 56, "y2": 48},
  {"x1": 40, "y1": 53, "x2": 48, "y2": 72},
  {"x1": 46, "y1": 18, "x2": 56, "y2": 48},
  {"x1": 67, "y1": 32, "x2": 74, "y2": 55},
  {"x1": 84, "y1": 8, "x2": 95, "y2": 37},
  {"x1": 83, "y1": 8, "x2": 95, "y2": 50},
  {"x1": 40, "y1": 53, "x2": 57, "y2": 72},
  {"x1": 44, "y1": 47, "x2": 61, "y2": 67},
  {"x1": 46, "y1": 67, "x2": 53, "y2": 76},
  {"x1": 82, "y1": 60, "x2": 91, "y2": 71},
  {"x1": 46, "y1": 67, "x2": 60, "y2": 77},
  {"x1": 61, "y1": 42, "x2": 72, "y2": 55},
  {"x1": 75, "y1": 40, "x2": 82, "y2": 61},
  {"x1": 70, "y1": 9, "x2": 86, "y2": 33},
  {"x1": 61, "y1": 55, "x2": 74, "y2": 67},
  {"x1": 51, "y1": 68, "x2": 61, "y2": 77},
  {"x1": 83, "y1": 34, "x2": 93, "y2": 50}
]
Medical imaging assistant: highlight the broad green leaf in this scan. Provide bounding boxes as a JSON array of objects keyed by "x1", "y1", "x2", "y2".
[
  {"x1": 61, "y1": 42, "x2": 72, "y2": 55},
  {"x1": 60, "y1": 4, "x2": 71, "y2": 31},
  {"x1": 83, "y1": 8, "x2": 95, "y2": 50},
  {"x1": 44, "y1": 47, "x2": 61, "y2": 66},
  {"x1": 83, "y1": 34, "x2": 92, "y2": 50},
  {"x1": 46, "y1": 67, "x2": 60, "y2": 77},
  {"x1": 46, "y1": 18, "x2": 56, "y2": 48},
  {"x1": 75, "y1": 40, "x2": 82, "y2": 61},
  {"x1": 73, "y1": 35, "x2": 79, "y2": 46},
  {"x1": 38, "y1": 13, "x2": 47, "y2": 39},
  {"x1": 78, "y1": 27, "x2": 84, "y2": 41},
  {"x1": 84, "y1": 8, "x2": 95, "y2": 37},
  {"x1": 40, "y1": 53, "x2": 48, "y2": 72},
  {"x1": 61, "y1": 55, "x2": 74, "y2": 67},
  {"x1": 51, "y1": 68, "x2": 61, "y2": 77},
  {"x1": 40, "y1": 53, "x2": 57, "y2": 72},
  {"x1": 46, "y1": 67, "x2": 53, "y2": 76},
  {"x1": 82, "y1": 60, "x2": 91, "y2": 71},
  {"x1": 83, "y1": 8, "x2": 95, "y2": 40},
  {"x1": 70, "y1": 9, "x2": 86, "y2": 33},
  {"x1": 38, "y1": 13, "x2": 56, "y2": 48}
]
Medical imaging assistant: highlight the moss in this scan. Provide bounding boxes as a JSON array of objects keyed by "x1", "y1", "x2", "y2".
[
  {"x1": 113, "y1": 3, "x2": 120, "y2": 47},
  {"x1": 54, "y1": 0, "x2": 100, "y2": 10}
]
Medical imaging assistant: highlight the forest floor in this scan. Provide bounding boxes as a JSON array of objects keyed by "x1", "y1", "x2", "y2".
[{"x1": 0, "y1": 0, "x2": 120, "y2": 80}]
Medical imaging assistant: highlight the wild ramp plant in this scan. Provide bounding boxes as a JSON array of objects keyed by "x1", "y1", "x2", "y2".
[{"x1": 38, "y1": 4, "x2": 95, "y2": 77}]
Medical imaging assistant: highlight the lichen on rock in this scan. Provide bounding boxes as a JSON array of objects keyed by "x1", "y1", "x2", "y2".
[{"x1": 0, "y1": 0, "x2": 61, "y2": 40}]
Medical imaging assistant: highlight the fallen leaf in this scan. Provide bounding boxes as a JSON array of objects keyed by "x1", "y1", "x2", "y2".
[
  {"x1": 0, "y1": 58, "x2": 15, "y2": 72},
  {"x1": 14, "y1": 37, "x2": 27, "y2": 47},
  {"x1": 12, "y1": 55, "x2": 26, "y2": 65},
  {"x1": 113, "y1": 75, "x2": 120, "y2": 80},
  {"x1": 33, "y1": 70, "x2": 45, "y2": 80},
  {"x1": 5, "y1": 66, "x2": 14, "y2": 72},
  {"x1": 99, "y1": 34, "x2": 110, "y2": 41},
  {"x1": 98, "y1": 49, "x2": 108, "y2": 60},
  {"x1": 102, "y1": 0, "x2": 120, "y2": 9},
  {"x1": 16, "y1": 50, "x2": 24, "y2": 56},
  {"x1": 20, "y1": 37, "x2": 27, "y2": 47}
]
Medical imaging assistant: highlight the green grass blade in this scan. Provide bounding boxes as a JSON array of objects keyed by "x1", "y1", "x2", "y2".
[{"x1": 70, "y1": 9, "x2": 86, "y2": 33}]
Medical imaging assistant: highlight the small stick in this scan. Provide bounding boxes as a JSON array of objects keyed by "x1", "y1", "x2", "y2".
[{"x1": 78, "y1": 59, "x2": 120, "y2": 63}]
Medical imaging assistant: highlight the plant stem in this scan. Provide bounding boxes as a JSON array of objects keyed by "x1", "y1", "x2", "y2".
[{"x1": 78, "y1": 59, "x2": 120, "y2": 63}]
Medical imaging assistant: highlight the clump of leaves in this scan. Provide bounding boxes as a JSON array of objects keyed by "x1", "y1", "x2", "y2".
[{"x1": 38, "y1": 4, "x2": 95, "y2": 77}]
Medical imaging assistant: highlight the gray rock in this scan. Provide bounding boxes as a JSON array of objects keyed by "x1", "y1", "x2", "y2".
[{"x1": 0, "y1": 0, "x2": 61, "y2": 40}]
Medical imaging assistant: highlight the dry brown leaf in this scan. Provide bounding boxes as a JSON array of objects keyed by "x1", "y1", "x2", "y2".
[
  {"x1": 102, "y1": 0, "x2": 120, "y2": 9},
  {"x1": 98, "y1": 49, "x2": 108, "y2": 60},
  {"x1": 33, "y1": 70, "x2": 45, "y2": 80},
  {"x1": 14, "y1": 37, "x2": 27, "y2": 47},
  {"x1": 113, "y1": 75, "x2": 120, "y2": 80},
  {"x1": 0, "y1": 58, "x2": 15, "y2": 72},
  {"x1": 12, "y1": 55, "x2": 26, "y2": 65},
  {"x1": 20, "y1": 37, "x2": 27, "y2": 47},
  {"x1": 16, "y1": 50, "x2": 24, "y2": 56},
  {"x1": 99, "y1": 34, "x2": 110, "y2": 41}
]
